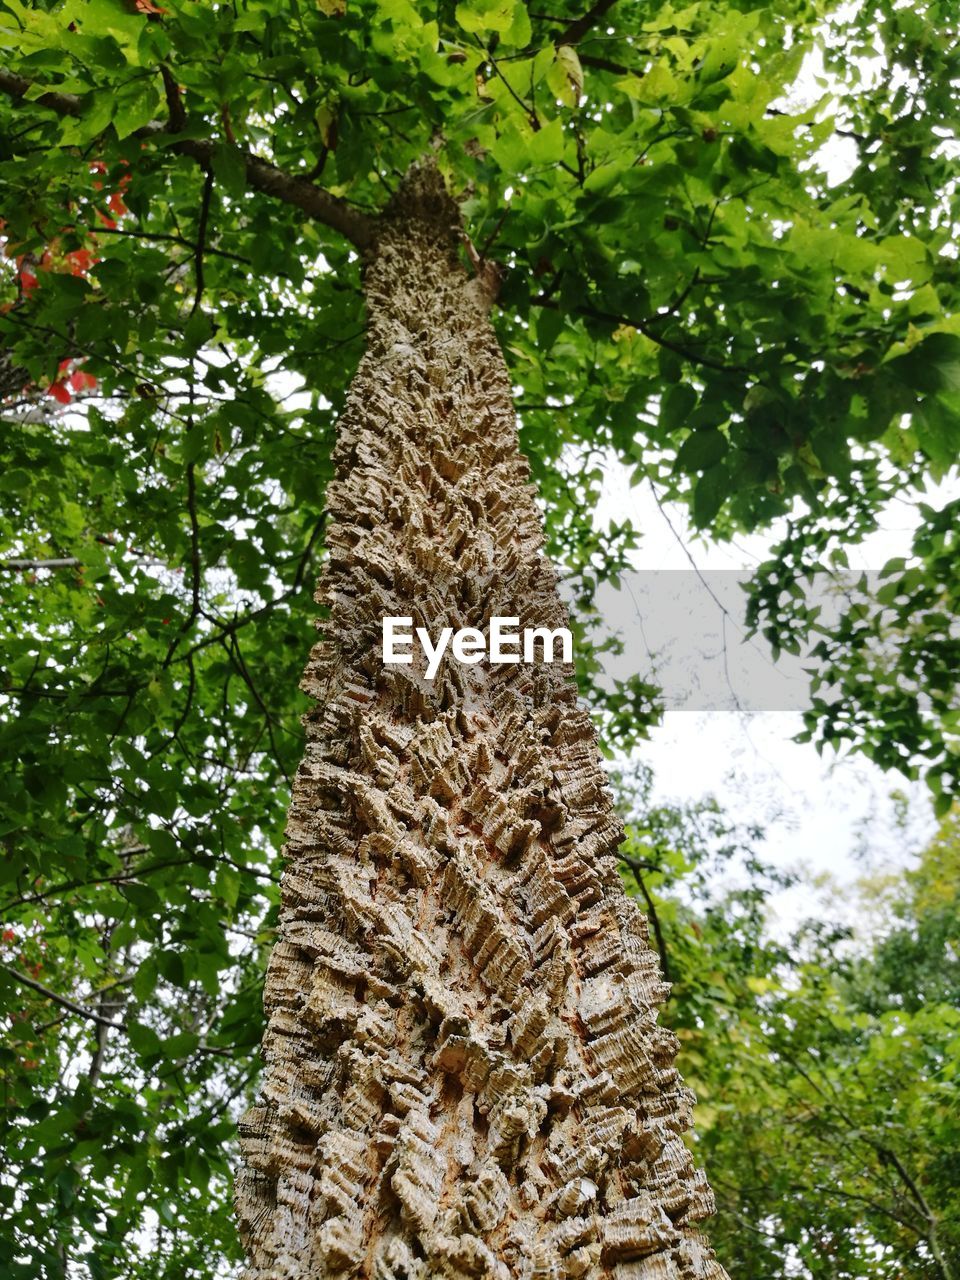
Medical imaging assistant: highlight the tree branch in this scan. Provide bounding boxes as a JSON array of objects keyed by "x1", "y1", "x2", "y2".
[
  {"x1": 475, "y1": 37, "x2": 540, "y2": 132},
  {"x1": 190, "y1": 166, "x2": 215, "y2": 317},
  {"x1": 92, "y1": 225, "x2": 255, "y2": 268},
  {"x1": 221, "y1": 632, "x2": 293, "y2": 787},
  {"x1": 2, "y1": 557, "x2": 81, "y2": 570},
  {"x1": 0, "y1": 68, "x2": 377, "y2": 249},
  {"x1": 160, "y1": 63, "x2": 187, "y2": 132},
  {"x1": 578, "y1": 53, "x2": 632, "y2": 74},
  {"x1": 557, "y1": 0, "x2": 620, "y2": 46},
  {"x1": 0, "y1": 66, "x2": 81, "y2": 117},
  {"x1": 621, "y1": 854, "x2": 672, "y2": 982},
  {"x1": 1, "y1": 960, "x2": 125, "y2": 1030},
  {"x1": 532, "y1": 292, "x2": 756, "y2": 375}
]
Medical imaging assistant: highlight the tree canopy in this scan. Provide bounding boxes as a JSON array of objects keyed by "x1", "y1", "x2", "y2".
[
  {"x1": 1, "y1": 0, "x2": 959, "y2": 1275},
  {"x1": 618, "y1": 770, "x2": 960, "y2": 1280},
  {"x1": 3, "y1": 0, "x2": 960, "y2": 779}
]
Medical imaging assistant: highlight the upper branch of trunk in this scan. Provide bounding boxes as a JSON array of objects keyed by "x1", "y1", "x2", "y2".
[{"x1": 0, "y1": 67, "x2": 376, "y2": 250}]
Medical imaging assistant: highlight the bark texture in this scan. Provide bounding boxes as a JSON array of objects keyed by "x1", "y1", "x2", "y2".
[{"x1": 235, "y1": 163, "x2": 729, "y2": 1280}]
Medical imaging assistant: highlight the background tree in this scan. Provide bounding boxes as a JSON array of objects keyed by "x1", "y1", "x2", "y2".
[
  {"x1": 1, "y1": 0, "x2": 959, "y2": 1275},
  {"x1": 617, "y1": 773, "x2": 960, "y2": 1280}
]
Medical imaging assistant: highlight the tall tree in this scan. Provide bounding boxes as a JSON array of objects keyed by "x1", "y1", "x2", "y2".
[
  {"x1": 1, "y1": 0, "x2": 958, "y2": 1276},
  {"x1": 233, "y1": 160, "x2": 723, "y2": 1277}
]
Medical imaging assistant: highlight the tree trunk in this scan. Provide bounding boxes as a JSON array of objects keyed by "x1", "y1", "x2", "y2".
[{"x1": 235, "y1": 162, "x2": 728, "y2": 1280}]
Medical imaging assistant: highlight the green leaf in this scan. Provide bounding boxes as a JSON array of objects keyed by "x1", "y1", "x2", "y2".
[
  {"x1": 127, "y1": 1020, "x2": 162, "y2": 1061},
  {"x1": 698, "y1": 34, "x2": 740, "y2": 85},
  {"x1": 213, "y1": 142, "x2": 247, "y2": 201},
  {"x1": 527, "y1": 117, "x2": 566, "y2": 166},
  {"x1": 889, "y1": 333, "x2": 960, "y2": 395},
  {"x1": 913, "y1": 395, "x2": 960, "y2": 467},
  {"x1": 163, "y1": 1031, "x2": 200, "y2": 1059},
  {"x1": 112, "y1": 80, "x2": 162, "y2": 140},
  {"x1": 536, "y1": 307, "x2": 564, "y2": 351},
  {"x1": 455, "y1": 0, "x2": 525, "y2": 36},
  {"x1": 660, "y1": 384, "x2": 697, "y2": 433},
  {"x1": 615, "y1": 62, "x2": 679, "y2": 104},
  {"x1": 692, "y1": 466, "x2": 728, "y2": 527},
  {"x1": 76, "y1": 0, "x2": 147, "y2": 58},
  {"x1": 118, "y1": 882, "x2": 162, "y2": 913},
  {"x1": 676, "y1": 429, "x2": 728, "y2": 472}
]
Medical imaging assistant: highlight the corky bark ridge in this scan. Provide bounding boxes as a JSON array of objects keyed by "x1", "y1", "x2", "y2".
[{"x1": 234, "y1": 162, "x2": 729, "y2": 1280}]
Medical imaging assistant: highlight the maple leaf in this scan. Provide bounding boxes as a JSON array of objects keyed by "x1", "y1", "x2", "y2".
[{"x1": 66, "y1": 248, "x2": 97, "y2": 275}]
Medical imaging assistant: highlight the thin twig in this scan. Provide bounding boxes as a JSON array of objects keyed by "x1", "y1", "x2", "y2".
[
  {"x1": 620, "y1": 854, "x2": 672, "y2": 982},
  {"x1": 2, "y1": 557, "x2": 81, "y2": 570},
  {"x1": 1, "y1": 961, "x2": 125, "y2": 1030},
  {"x1": 91, "y1": 225, "x2": 254, "y2": 267},
  {"x1": 190, "y1": 166, "x2": 215, "y2": 318}
]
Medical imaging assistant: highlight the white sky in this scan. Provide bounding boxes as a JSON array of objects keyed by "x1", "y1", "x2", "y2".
[{"x1": 592, "y1": 454, "x2": 943, "y2": 936}]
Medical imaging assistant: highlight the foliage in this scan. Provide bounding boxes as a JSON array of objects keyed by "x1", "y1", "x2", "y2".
[
  {"x1": 748, "y1": 497, "x2": 960, "y2": 812},
  {"x1": 0, "y1": 0, "x2": 959, "y2": 1275},
  {"x1": 617, "y1": 770, "x2": 960, "y2": 1280}
]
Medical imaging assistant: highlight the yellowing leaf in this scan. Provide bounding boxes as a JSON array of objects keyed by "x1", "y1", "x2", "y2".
[
  {"x1": 316, "y1": 103, "x2": 338, "y2": 148},
  {"x1": 746, "y1": 976, "x2": 775, "y2": 995},
  {"x1": 548, "y1": 44, "x2": 583, "y2": 107},
  {"x1": 317, "y1": 0, "x2": 346, "y2": 14}
]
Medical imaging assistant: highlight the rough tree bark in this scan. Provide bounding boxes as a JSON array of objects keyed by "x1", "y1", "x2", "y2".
[{"x1": 235, "y1": 162, "x2": 729, "y2": 1280}]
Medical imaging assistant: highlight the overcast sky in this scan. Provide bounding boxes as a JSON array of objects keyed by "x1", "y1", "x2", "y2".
[{"x1": 590, "y1": 454, "x2": 945, "y2": 936}]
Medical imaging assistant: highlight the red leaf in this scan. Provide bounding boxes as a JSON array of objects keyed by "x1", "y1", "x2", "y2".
[
  {"x1": 49, "y1": 381, "x2": 71, "y2": 404},
  {"x1": 66, "y1": 248, "x2": 97, "y2": 275}
]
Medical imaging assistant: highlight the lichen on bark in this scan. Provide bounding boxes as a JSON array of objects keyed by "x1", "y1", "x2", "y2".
[{"x1": 235, "y1": 162, "x2": 729, "y2": 1280}]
